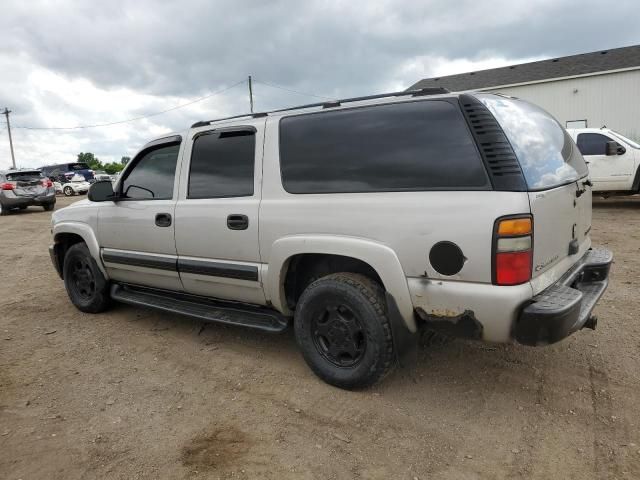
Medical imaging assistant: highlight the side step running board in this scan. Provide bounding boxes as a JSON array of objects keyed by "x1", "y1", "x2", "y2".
[{"x1": 110, "y1": 284, "x2": 289, "y2": 333}]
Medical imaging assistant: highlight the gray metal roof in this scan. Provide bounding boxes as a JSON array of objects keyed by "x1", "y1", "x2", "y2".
[{"x1": 408, "y1": 44, "x2": 640, "y2": 92}]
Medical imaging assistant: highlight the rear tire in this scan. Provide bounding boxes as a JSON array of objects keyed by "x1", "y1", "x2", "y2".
[
  {"x1": 43, "y1": 203, "x2": 55, "y2": 212},
  {"x1": 19, "y1": 205, "x2": 27, "y2": 210},
  {"x1": 0, "y1": 203, "x2": 7, "y2": 216},
  {"x1": 63, "y1": 243, "x2": 111, "y2": 313},
  {"x1": 294, "y1": 273, "x2": 395, "y2": 389},
  {"x1": 63, "y1": 186, "x2": 74, "y2": 196}
]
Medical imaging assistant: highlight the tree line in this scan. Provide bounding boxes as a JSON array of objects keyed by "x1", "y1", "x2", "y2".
[{"x1": 77, "y1": 152, "x2": 130, "y2": 174}]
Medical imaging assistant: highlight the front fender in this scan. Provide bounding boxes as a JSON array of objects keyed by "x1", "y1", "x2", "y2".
[
  {"x1": 266, "y1": 235, "x2": 416, "y2": 332},
  {"x1": 53, "y1": 222, "x2": 108, "y2": 278}
]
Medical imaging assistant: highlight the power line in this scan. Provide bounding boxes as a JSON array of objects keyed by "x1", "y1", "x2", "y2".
[
  {"x1": 14, "y1": 79, "x2": 247, "y2": 131},
  {"x1": 252, "y1": 79, "x2": 333, "y2": 100}
]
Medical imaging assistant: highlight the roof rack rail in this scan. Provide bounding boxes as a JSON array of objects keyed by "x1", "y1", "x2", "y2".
[
  {"x1": 190, "y1": 87, "x2": 450, "y2": 128},
  {"x1": 190, "y1": 112, "x2": 268, "y2": 128}
]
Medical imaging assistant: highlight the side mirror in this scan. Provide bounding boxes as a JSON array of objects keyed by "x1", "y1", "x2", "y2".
[
  {"x1": 605, "y1": 141, "x2": 618, "y2": 156},
  {"x1": 88, "y1": 180, "x2": 116, "y2": 202}
]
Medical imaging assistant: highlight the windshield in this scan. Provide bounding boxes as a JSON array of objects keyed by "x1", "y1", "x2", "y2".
[
  {"x1": 610, "y1": 131, "x2": 640, "y2": 149},
  {"x1": 475, "y1": 94, "x2": 588, "y2": 190}
]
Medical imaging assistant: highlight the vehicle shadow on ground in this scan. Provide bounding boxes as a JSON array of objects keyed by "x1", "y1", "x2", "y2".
[
  {"x1": 2, "y1": 207, "x2": 54, "y2": 216},
  {"x1": 105, "y1": 301, "x2": 567, "y2": 397},
  {"x1": 593, "y1": 196, "x2": 640, "y2": 209}
]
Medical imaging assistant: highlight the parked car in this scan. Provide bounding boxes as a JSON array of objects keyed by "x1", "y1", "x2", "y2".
[
  {"x1": 53, "y1": 181, "x2": 64, "y2": 195},
  {"x1": 49, "y1": 89, "x2": 612, "y2": 389},
  {"x1": 567, "y1": 127, "x2": 640, "y2": 195},
  {"x1": 60, "y1": 175, "x2": 91, "y2": 196},
  {"x1": 0, "y1": 169, "x2": 56, "y2": 215},
  {"x1": 41, "y1": 162, "x2": 95, "y2": 183},
  {"x1": 93, "y1": 170, "x2": 112, "y2": 182}
]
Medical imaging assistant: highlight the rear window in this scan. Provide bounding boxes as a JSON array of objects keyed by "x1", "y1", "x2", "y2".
[
  {"x1": 476, "y1": 94, "x2": 588, "y2": 190},
  {"x1": 6, "y1": 171, "x2": 44, "y2": 181},
  {"x1": 279, "y1": 99, "x2": 489, "y2": 194},
  {"x1": 69, "y1": 163, "x2": 90, "y2": 171}
]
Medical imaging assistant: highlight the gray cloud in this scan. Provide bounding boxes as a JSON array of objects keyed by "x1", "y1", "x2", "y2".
[{"x1": 0, "y1": 0, "x2": 639, "y2": 168}]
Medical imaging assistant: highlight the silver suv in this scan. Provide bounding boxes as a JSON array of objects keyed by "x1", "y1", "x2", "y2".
[
  {"x1": 1, "y1": 169, "x2": 56, "y2": 215},
  {"x1": 49, "y1": 89, "x2": 612, "y2": 389}
]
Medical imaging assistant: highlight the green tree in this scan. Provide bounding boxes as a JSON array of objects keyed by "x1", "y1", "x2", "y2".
[
  {"x1": 77, "y1": 152, "x2": 103, "y2": 171},
  {"x1": 103, "y1": 162, "x2": 125, "y2": 175}
]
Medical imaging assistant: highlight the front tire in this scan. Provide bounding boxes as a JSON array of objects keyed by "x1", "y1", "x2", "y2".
[
  {"x1": 294, "y1": 273, "x2": 395, "y2": 389},
  {"x1": 63, "y1": 243, "x2": 111, "y2": 313},
  {"x1": 63, "y1": 186, "x2": 74, "y2": 196}
]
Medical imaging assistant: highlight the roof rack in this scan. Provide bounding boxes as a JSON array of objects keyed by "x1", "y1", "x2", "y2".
[{"x1": 190, "y1": 87, "x2": 450, "y2": 128}]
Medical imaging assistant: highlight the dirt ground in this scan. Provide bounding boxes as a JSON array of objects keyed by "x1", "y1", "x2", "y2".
[{"x1": 1, "y1": 194, "x2": 639, "y2": 480}]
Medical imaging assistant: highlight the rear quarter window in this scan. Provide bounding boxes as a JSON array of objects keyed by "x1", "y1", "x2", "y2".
[
  {"x1": 279, "y1": 99, "x2": 489, "y2": 194},
  {"x1": 476, "y1": 94, "x2": 588, "y2": 190}
]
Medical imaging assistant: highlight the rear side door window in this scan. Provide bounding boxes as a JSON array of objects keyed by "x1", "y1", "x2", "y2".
[
  {"x1": 187, "y1": 129, "x2": 255, "y2": 198},
  {"x1": 120, "y1": 144, "x2": 180, "y2": 200}
]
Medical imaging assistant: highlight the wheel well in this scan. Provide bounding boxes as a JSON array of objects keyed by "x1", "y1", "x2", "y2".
[
  {"x1": 283, "y1": 254, "x2": 383, "y2": 310},
  {"x1": 53, "y1": 233, "x2": 85, "y2": 277}
]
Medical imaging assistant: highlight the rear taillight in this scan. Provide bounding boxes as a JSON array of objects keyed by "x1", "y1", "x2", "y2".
[
  {"x1": 1, "y1": 182, "x2": 15, "y2": 190},
  {"x1": 42, "y1": 179, "x2": 53, "y2": 188},
  {"x1": 493, "y1": 216, "x2": 533, "y2": 286}
]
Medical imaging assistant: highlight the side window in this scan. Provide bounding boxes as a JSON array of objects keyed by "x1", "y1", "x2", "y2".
[
  {"x1": 576, "y1": 133, "x2": 612, "y2": 156},
  {"x1": 121, "y1": 143, "x2": 180, "y2": 200},
  {"x1": 187, "y1": 130, "x2": 255, "y2": 199},
  {"x1": 279, "y1": 100, "x2": 488, "y2": 194}
]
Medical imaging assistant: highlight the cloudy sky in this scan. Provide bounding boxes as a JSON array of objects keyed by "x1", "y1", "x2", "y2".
[{"x1": 1, "y1": 0, "x2": 639, "y2": 169}]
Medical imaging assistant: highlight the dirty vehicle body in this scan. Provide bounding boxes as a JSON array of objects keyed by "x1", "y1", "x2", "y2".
[
  {"x1": 49, "y1": 89, "x2": 612, "y2": 389},
  {"x1": 567, "y1": 127, "x2": 640, "y2": 196},
  {"x1": 0, "y1": 169, "x2": 56, "y2": 214}
]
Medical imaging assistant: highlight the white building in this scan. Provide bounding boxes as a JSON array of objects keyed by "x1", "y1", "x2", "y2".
[{"x1": 409, "y1": 45, "x2": 640, "y2": 140}]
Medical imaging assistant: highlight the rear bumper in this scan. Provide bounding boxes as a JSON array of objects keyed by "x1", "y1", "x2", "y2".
[
  {"x1": 515, "y1": 247, "x2": 612, "y2": 346},
  {"x1": 1, "y1": 192, "x2": 56, "y2": 207}
]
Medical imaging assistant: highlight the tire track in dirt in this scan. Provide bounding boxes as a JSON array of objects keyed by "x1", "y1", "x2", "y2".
[
  {"x1": 587, "y1": 352, "x2": 630, "y2": 479},
  {"x1": 506, "y1": 360, "x2": 548, "y2": 479}
]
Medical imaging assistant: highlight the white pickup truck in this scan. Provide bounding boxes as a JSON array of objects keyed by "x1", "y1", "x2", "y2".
[{"x1": 567, "y1": 128, "x2": 640, "y2": 194}]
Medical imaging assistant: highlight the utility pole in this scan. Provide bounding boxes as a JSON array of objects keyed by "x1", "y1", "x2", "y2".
[
  {"x1": 2, "y1": 108, "x2": 16, "y2": 169},
  {"x1": 248, "y1": 75, "x2": 254, "y2": 113}
]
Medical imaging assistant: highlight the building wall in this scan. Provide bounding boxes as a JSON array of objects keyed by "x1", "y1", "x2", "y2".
[{"x1": 480, "y1": 69, "x2": 640, "y2": 141}]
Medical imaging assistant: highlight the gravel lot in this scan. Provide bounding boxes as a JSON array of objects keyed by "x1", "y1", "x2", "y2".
[{"x1": 1, "y1": 194, "x2": 639, "y2": 479}]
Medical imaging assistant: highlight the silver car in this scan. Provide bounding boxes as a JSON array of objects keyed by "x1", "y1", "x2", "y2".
[{"x1": 0, "y1": 169, "x2": 56, "y2": 215}]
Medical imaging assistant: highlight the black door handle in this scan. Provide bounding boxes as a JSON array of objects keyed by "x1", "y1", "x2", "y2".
[
  {"x1": 155, "y1": 213, "x2": 172, "y2": 227},
  {"x1": 227, "y1": 214, "x2": 249, "y2": 230}
]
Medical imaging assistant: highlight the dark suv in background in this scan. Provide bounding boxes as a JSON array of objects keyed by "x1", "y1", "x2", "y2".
[
  {"x1": 0, "y1": 169, "x2": 56, "y2": 215},
  {"x1": 41, "y1": 162, "x2": 95, "y2": 183}
]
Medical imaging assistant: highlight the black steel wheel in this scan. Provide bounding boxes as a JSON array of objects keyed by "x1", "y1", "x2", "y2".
[
  {"x1": 310, "y1": 303, "x2": 366, "y2": 367},
  {"x1": 63, "y1": 243, "x2": 111, "y2": 313},
  {"x1": 294, "y1": 273, "x2": 395, "y2": 389}
]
